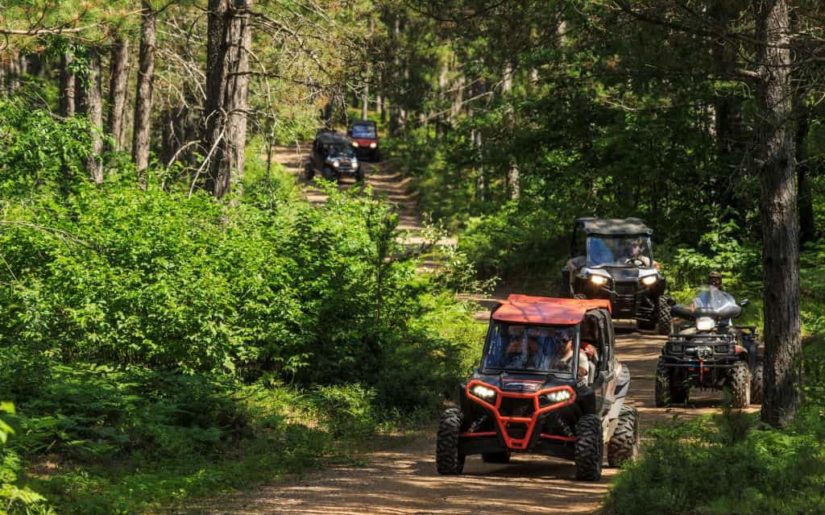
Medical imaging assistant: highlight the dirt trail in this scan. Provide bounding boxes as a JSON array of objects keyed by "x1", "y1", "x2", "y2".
[
  {"x1": 212, "y1": 330, "x2": 753, "y2": 515},
  {"x1": 210, "y1": 150, "x2": 751, "y2": 514}
]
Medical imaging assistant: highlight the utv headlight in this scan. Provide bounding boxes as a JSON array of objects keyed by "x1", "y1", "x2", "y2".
[
  {"x1": 696, "y1": 317, "x2": 716, "y2": 332},
  {"x1": 544, "y1": 390, "x2": 572, "y2": 404},
  {"x1": 352, "y1": 141, "x2": 360, "y2": 147},
  {"x1": 590, "y1": 275, "x2": 608, "y2": 286},
  {"x1": 369, "y1": 142, "x2": 377, "y2": 149},
  {"x1": 641, "y1": 275, "x2": 658, "y2": 286},
  {"x1": 471, "y1": 385, "x2": 496, "y2": 401},
  {"x1": 332, "y1": 160, "x2": 340, "y2": 168}
]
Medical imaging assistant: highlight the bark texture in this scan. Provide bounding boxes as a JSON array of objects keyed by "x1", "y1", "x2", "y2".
[
  {"x1": 202, "y1": 0, "x2": 252, "y2": 198},
  {"x1": 107, "y1": 36, "x2": 130, "y2": 151},
  {"x1": 59, "y1": 52, "x2": 76, "y2": 117},
  {"x1": 133, "y1": 1, "x2": 157, "y2": 176},
  {"x1": 755, "y1": 0, "x2": 802, "y2": 428},
  {"x1": 83, "y1": 49, "x2": 104, "y2": 184}
]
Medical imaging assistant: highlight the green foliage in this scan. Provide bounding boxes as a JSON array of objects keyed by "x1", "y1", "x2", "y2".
[{"x1": 605, "y1": 412, "x2": 825, "y2": 515}]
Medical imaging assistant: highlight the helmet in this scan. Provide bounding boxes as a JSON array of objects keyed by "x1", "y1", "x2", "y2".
[{"x1": 708, "y1": 271, "x2": 723, "y2": 287}]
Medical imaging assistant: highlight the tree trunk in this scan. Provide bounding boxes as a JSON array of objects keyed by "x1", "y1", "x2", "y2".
[
  {"x1": 361, "y1": 79, "x2": 369, "y2": 120},
  {"x1": 84, "y1": 48, "x2": 104, "y2": 184},
  {"x1": 107, "y1": 35, "x2": 130, "y2": 152},
  {"x1": 755, "y1": 0, "x2": 801, "y2": 428},
  {"x1": 795, "y1": 101, "x2": 816, "y2": 243},
  {"x1": 203, "y1": 0, "x2": 252, "y2": 198},
  {"x1": 133, "y1": 1, "x2": 156, "y2": 177},
  {"x1": 59, "y1": 52, "x2": 76, "y2": 117}
]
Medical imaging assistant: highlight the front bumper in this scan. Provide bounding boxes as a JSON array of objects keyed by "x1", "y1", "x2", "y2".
[
  {"x1": 575, "y1": 277, "x2": 665, "y2": 319},
  {"x1": 459, "y1": 380, "x2": 577, "y2": 456}
]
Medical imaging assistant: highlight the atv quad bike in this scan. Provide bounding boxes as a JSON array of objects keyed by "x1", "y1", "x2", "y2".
[
  {"x1": 436, "y1": 295, "x2": 638, "y2": 481},
  {"x1": 562, "y1": 217, "x2": 671, "y2": 334},
  {"x1": 656, "y1": 286, "x2": 763, "y2": 409}
]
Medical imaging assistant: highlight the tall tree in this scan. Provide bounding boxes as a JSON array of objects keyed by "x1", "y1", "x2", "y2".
[
  {"x1": 202, "y1": 0, "x2": 252, "y2": 198},
  {"x1": 58, "y1": 51, "x2": 76, "y2": 117},
  {"x1": 107, "y1": 35, "x2": 130, "y2": 151},
  {"x1": 755, "y1": 0, "x2": 801, "y2": 428},
  {"x1": 133, "y1": 1, "x2": 156, "y2": 177},
  {"x1": 77, "y1": 48, "x2": 104, "y2": 184}
]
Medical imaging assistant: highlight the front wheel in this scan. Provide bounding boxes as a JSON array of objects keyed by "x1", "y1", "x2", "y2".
[
  {"x1": 655, "y1": 361, "x2": 688, "y2": 406},
  {"x1": 355, "y1": 168, "x2": 365, "y2": 182},
  {"x1": 322, "y1": 166, "x2": 335, "y2": 180},
  {"x1": 727, "y1": 361, "x2": 751, "y2": 408},
  {"x1": 751, "y1": 362, "x2": 764, "y2": 405},
  {"x1": 304, "y1": 163, "x2": 314, "y2": 181},
  {"x1": 575, "y1": 414, "x2": 603, "y2": 481},
  {"x1": 655, "y1": 296, "x2": 672, "y2": 335},
  {"x1": 608, "y1": 405, "x2": 639, "y2": 467},
  {"x1": 436, "y1": 408, "x2": 465, "y2": 475}
]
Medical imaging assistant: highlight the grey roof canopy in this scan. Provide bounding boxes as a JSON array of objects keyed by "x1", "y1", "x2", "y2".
[
  {"x1": 316, "y1": 131, "x2": 350, "y2": 145},
  {"x1": 576, "y1": 217, "x2": 653, "y2": 236}
]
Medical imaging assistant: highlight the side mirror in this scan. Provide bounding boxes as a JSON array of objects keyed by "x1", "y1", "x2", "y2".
[{"x1": 739, "y1": 299, "x2": 750, "y2": 307}]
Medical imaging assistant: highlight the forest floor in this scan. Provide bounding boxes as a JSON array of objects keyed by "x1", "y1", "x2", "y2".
[{"x1": 206, "y1": 148, "x2": 754, "y2": 514}]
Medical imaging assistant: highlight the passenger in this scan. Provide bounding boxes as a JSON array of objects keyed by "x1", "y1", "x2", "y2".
[
  {"x1": 553, "y1": 331, "x2": 589, "y2": 379},
  {"x1": 505, "y1": 333, "x2": 541, "y2": 369}
]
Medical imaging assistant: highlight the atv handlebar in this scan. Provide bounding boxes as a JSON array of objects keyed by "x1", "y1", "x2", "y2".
[{"x1": 670, "y1": 304, "x2": 742, "y2": 320}]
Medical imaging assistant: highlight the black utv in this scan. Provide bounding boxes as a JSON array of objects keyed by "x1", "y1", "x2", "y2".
[
  {"x1": 656, "y1": 287, "x2": 763, "y2": 408},
  {"x1": 436, "y1": 294, "x2": 639, "y2": 481},
  {"x1": 304, "y1": 130, "x2": 363, "y2": 182},
  {"x1": 562, "y1": 217, "x2": 671, "y2": 334}
]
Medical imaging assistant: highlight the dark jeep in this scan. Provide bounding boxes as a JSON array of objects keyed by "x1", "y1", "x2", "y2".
[
  {"x1": 656, "y1": 286, "x2": 763, "y2": 408},
  {"x1": 436, "y1": 295, "x2": 638, "y2": 481},
  {"x1": 304, "y1": 130, "x2": 364, "y2": 182},
  {"x1": 562, "y1": 217, "x2": 671, "y2": 334},
  {"x1": 348, "y1": 120, "x2": 380, "y2": 161}
]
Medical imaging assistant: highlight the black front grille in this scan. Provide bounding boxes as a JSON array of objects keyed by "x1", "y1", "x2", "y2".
[
  {"x1": 506, "y1": 422, "x2": 528, "y2": 439},
  {"x1": 499, "y1": 397, "x2": 534, "y2": 417},
  {"x1": 615, "y1": 281, "x2": 637, "y2": 295}
]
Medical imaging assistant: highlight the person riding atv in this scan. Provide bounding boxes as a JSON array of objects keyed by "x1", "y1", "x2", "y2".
[
  {"x1": 436, "y1": 295, "x2": 639, "y2": 481},
  {"x1": 656, "y1": 275, "x2": 763, "y2": 408},
  {"x1": 562, "y1": 218, "x2": 671, "y2": 334}
]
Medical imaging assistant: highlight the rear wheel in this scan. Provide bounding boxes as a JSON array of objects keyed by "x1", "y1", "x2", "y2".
[
  {"x1": 655, "y1": 297, "x2": 672, "y2": 335},
  {"x1": 751, "y1": 362, "x2": 764, "y2": 405},
  {"x1": 728, "y1": 361, "x2": 751, "y2": 408},
  {"x1": 436, "y1": 408, "x2": 465, "y2": 475},
  {"x1": 608, "y1": 405, "x2": 639, "y2": 467},
  {"x1": 575, "y1": 414, "x2": 603, "y2": 481},
  {"x1": 481, "y1": 451, "x2": 510, "y2": 464}
]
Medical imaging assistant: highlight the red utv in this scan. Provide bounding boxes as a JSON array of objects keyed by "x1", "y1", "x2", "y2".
[
  {"x1": 348, "y1": 120, "x2": 380, "y2": 161},
  {"x1": 436, "y1": 295, "x2": 638, "y2": 481}
]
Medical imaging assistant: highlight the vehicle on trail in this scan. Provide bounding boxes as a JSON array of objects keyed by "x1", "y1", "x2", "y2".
[
  {"x1": 348, "y1": 120, "x2": 380, "y2": 161},
  {"x1": 562, "y1": 217, "x2": 671, "y2": 334},
  {"x1": 656, "y1": 286, "x2": 762, "y2": 409},
  {"x1": 304, "y1": 130, "x2": 364, "y2": 182},
  {"x1": 436, "y1": 294, "x2": 638, "y2": 481}
]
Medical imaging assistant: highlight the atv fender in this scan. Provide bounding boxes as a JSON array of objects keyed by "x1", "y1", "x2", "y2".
[{"x1": 613, "y1": 363, "x2": 631, "y2": 401}]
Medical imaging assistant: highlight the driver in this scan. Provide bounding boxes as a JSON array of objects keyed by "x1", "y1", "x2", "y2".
[
  {"x1": 625, "y1": 239, "x2": 651, "y2": 267},
  {"x1": 552, "y1": 331, "x2": 590, "y2": 379},
  {"x1": 708, "y1": 271, "x2": 723, "y2": 290},
  {"x1": 505, "y1": 333, "x2": 541, "y2": 369}
]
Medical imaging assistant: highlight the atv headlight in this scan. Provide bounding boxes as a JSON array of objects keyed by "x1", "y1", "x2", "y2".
[
  {"x1": 641, "y1": 275, "x2": 658, "y2": 286},
  {"x1": 332, "y1": 160, "x2": 340, "y2": 168},
  {"x1": 471, "y1": 384, "x2": 496, "y2": 401},
  {"x1": 369, "y1": 142, "x2": 377, "y2": 149},
  {"x1": 590, "y1": 275, "x2": 608, "y2": 286},
  {"x1": 544, "y1": 390, "x2": 572, "y2": 404},
  {"x1": 352, "y1": 141, "x2": 359, "y2": 147},
  {"x1": 696, "y1": 317, "x2": 716, "y2": 332}
]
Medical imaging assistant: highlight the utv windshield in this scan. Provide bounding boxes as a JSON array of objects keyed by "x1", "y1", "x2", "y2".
[
  {"x1": 586, "y1": 235, "x2": 652, "y2": 267},
  {"x1": 327, "y1": 144, "x2": 356, "y2": 158},
  {"x1": 351, "y1": 124, "x2": 377, "y2": 138},
  {"x1": 483, "y1": 322, "x2": 579, "y2": 375}
]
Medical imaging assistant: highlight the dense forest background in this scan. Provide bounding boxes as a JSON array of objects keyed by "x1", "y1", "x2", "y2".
[{"x1": 0, "y1": 0, "x2": 824, "y2": 513}]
